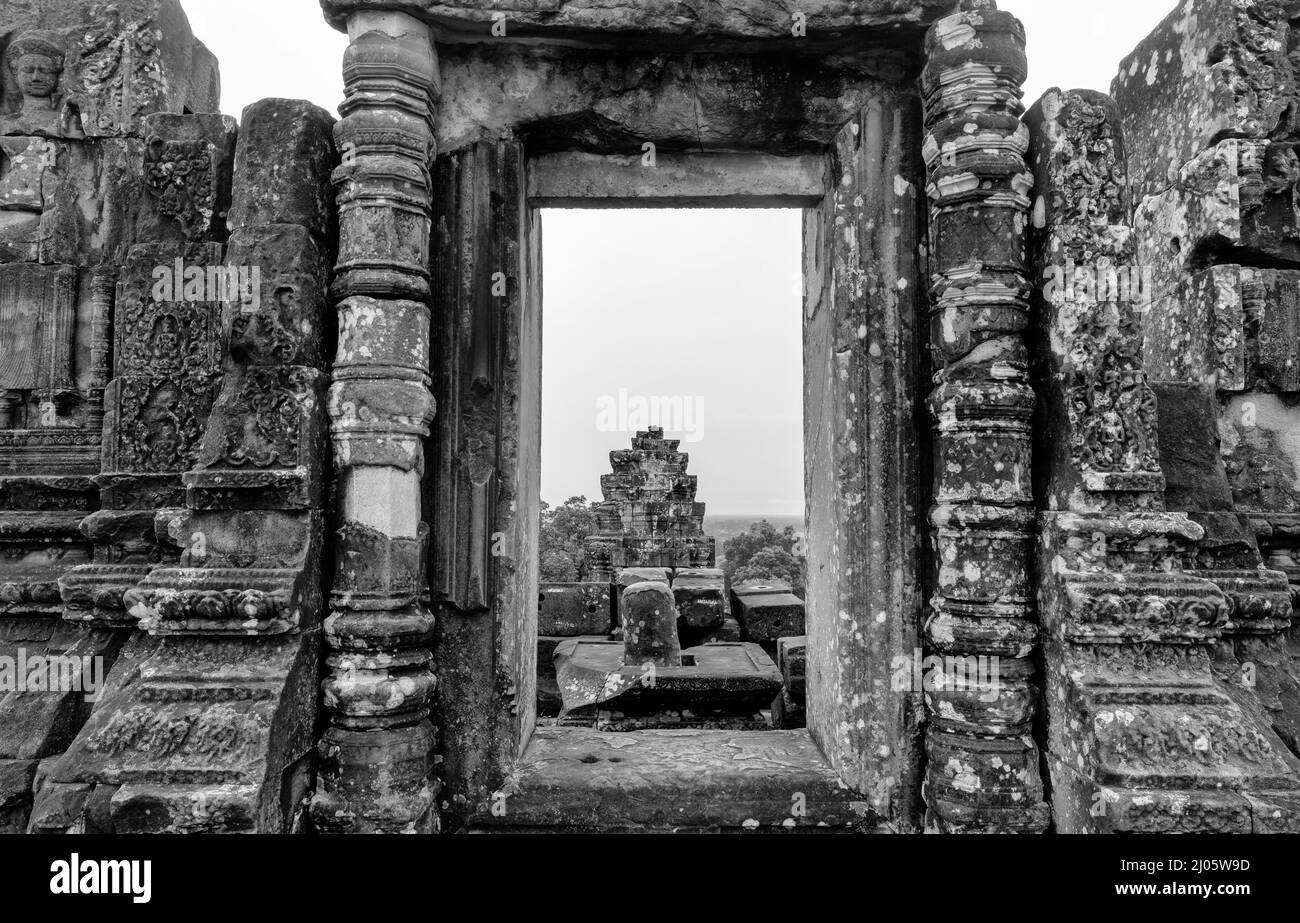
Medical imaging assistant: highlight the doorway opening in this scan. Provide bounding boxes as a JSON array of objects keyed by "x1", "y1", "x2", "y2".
[
  {"x1": 537, "y1": 207, "x2": 807, "y2": 732},
  {"x1": 429, "y1": 138, "x2": 926, "y2": 830}
]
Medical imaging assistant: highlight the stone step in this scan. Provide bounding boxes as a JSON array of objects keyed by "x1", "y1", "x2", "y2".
[{"x1": 475, "y1": 727, "x2": 870, "y2": 831}]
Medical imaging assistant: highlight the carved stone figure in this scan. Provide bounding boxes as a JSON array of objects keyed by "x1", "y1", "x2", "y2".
[{"x1": 0, "y1": 32, "x2": 81, "y2": 138}]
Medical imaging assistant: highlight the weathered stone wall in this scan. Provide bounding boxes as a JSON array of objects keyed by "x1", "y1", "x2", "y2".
[
  {"x1": 1112, "y1": 0, "x2": 1300, "y2": 204},
  {"x1": 33, "y1": 95, "x2": 337, "y2": 834},
  {"x1": 1121, "y1": 1, "x2": 1300, "y2": 815},
  {"x1": 0, "y1": 1, "x2": 340, "y2": 834},
  {"x1": 0, "y1": 0, "x2": 223, "y2": 833},
  {"x1": 1027, "y1": 86, "x2": 1285, "y2": 834},
  {"x1": 1027, "y1": 0, "x2": 1300, "y2": 832}
]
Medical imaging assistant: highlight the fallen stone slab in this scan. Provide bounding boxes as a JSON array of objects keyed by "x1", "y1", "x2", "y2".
[
  {"x1": 537, "y1": 634, "x2": 608, "y2": 717},
  {"x1": 553, "y1": 639, "x2": 781, "y2": 717}
]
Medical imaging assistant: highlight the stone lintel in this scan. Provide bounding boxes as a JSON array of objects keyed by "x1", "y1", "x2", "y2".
[
  {"x1": 527, "y1": 152, "x2": 826, "y2": 207},
  {"x1": 321, "y1": 0, "x2": 952, "y2": 53}
]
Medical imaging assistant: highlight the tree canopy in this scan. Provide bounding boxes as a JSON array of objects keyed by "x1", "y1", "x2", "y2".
[
  {"x1": 538, "y1": 496, "x2": 598, "y2": 582},
  {"x1": 722, "y1": 520, "x2": 806, "y2": 598}
]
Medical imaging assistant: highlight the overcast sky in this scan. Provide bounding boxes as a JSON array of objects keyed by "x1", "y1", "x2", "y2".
[{"x1": 183, "y1": 0, "x2": 1179, "y2": 515}]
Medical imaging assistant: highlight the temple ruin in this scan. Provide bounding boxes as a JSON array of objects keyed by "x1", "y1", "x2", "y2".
[{"x1": 0, "y1": 0, "x2": 1298, "y2": 834}]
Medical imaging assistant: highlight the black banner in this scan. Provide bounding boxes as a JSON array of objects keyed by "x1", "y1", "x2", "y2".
[{"x1": 0, "y1": 834, "x2": 1286, "y2": 913}]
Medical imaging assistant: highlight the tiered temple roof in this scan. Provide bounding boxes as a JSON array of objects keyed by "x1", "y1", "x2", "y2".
[{"x1": 583, "y1": 427, "x2": 715, "y2": 580}]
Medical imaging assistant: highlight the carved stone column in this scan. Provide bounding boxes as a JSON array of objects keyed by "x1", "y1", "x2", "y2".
[
  {"x1": 920, "y1": 0, "x2": 1049, "y2": 833},
  {"x1": 307, "y1": 11, "x2": 440, "y2": 833}
]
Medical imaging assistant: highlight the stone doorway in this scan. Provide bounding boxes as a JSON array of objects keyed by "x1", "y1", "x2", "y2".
[{"x1": 427, "y1": 124, "x2": 928, "y2": 830}]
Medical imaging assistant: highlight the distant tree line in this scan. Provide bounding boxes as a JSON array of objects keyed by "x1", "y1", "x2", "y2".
[{"x1": 539, "y1": 499, "x2": 806, "y2": 598}]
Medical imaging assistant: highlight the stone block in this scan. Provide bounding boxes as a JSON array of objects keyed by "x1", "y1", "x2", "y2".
[
  {"x1": 1219, "y1": 392, "x2": 1300, "y2": 513},
  {"x1": 1135, "y1": 139, "x2": 1300, "y2": 302},
  {"x1": 1049, "y1": 755, "x2": 1253, "y2": 833},
  {"x1": 699, "y1": 617, "x2": 741, "y2": 644},
  {"x1": 135, "y1": 113, "x2": 239, "y2": 246},
  {"x1": 434, "y1": 42, "x2": 916, "y2": 156},
  {"x1": 730, "y1": 578, "x2": 792, "y2": 606},
  {"x1": 777, "y1": 635, "x2": 807, "y2": 703},
  {"x1": 594, "y1": 711, "x2": 769, "y2": 733},
  {"x1": 323, "y1": 0, "x2": 954, "y2": 51},
  {"x1": 1146, "y1": 266, "x2": 1300, "y2": 395},
  {"x1": 539, "y1": 632, "x2": 616, "y2": 718},
  {"x1": 538, "y1": 582, "x2": 612, "y2": 636},
  {"x1": 536, "y1": 635, "x2": 565, "y2": 717},
  {"x1": 220, "y1": 223, "x2": 333, "y2": 369},
  {"x1": 1246, "y1": 793, "x2": 1300, "y2": 833},
  {"x1": 22, "y1": 778, "x2": 90, "y2": 833},
  {"x1": 229, "y1": 98, "x2": 337, "y2": 240},
  {"x1": 0, "y1": 618, "x2": 124, "y2": 760},
  {"x1": 472, "y1": 726, "x2": 872, "y2": 831},
  {"x1": 675, "y1": 567, "x2": 725, "y2": 580},
  {"x1": 1152, "y1": 382, "x2": 1235, "y2": 512},
  {"x1": 619, "y1": 581, "x2": 680, "y2": 668},
  {"x1": 0, "y1": 758, "x2": 37, "y2": 833},
  {"x1": 1144, "y1": 266, "x2": 1248, "y2": 390},
  {"x1": 1113, "y1": 0, "x2": 1298, "y2": 202},
  {"x1": 32, "y1": 631, "x2": 321, "y2": 833},
  {"x1": 125, "y1": 509, "x2": 327, "y2": 635},
  {"x1": 670, "y1": 571, "x2": 728, "y2": 630},
  {"x1": 733, "y1": 589, "x2": 805, "y2": 643},
  {"x1": 0, "y1": 136, "x2": 144, "y2": 266},
  {"x1": 111, "y1": 782, "x2": 261, "y2": 833}
]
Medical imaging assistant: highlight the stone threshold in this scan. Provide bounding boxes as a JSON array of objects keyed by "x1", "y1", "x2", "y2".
[{"x1": 471, "y1": 726, "x2": 874, "y2": 832}]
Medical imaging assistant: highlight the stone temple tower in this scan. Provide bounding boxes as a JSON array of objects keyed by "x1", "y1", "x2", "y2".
[{"x1": 583, "y1": 427, "x2": 716, "y2": 581}]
